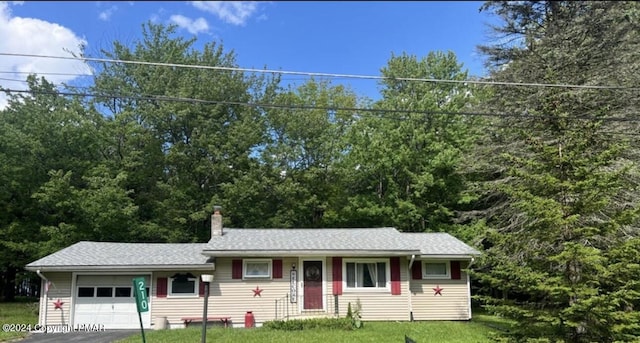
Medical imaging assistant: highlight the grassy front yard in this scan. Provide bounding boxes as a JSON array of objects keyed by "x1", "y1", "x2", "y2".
[
  {"x1": 117, "y1": 315, "x2": 507, "y2": 343},
  {"x1": 0, "y1": 300, "x2": 510, "y2": 343},
  {"x1": 0, "y1": 299, "x2": 39, "y2": 342}
]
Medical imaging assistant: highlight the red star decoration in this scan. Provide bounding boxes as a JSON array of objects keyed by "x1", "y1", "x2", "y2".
[
  {"x1": 53, "y1": 299, "x2": 64, "y2": 310},
  {"x1": 433, "y1": 285, "x2": 443, "y2": 296},
  {"x1": 252, "y1": 286, "x2": 263, "y2": 297}
]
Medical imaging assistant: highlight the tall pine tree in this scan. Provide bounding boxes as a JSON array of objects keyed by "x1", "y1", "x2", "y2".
[{"x1": 471, "y1": 2, "x2": 640, "y2": 342}]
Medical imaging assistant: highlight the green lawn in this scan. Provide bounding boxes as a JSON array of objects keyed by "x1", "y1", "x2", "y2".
[
  {"x1": 0, "y1": 300, "x2": 510, "y2": 343},
  {"x1": 117, "y1": 317, "x2": 506, "y2": 343},
  {"x1": 0, "y1": 299, "x2": 39, "y2": 342}
]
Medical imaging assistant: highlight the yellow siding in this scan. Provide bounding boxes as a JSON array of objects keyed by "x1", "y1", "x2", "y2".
[
  {"x1": 35, "y1": 257, "x2": 472, "y2": 329},
  {"x1": 38, "y1": 272, "x2": 72, "y2": 326},
  {"x1": 410, "y1": 261, "x2": 471, "y2": 320},
  {"x1": 151, "y1": 257, "x2": 298, "y2": 328},
  {"x1": 333, "y1": 258, "x2": 411, "y2": 321}
]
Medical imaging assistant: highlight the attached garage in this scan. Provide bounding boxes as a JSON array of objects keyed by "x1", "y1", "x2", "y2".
[{"x1": 74, "y1": 275, "x2": 151, "y2": 329}]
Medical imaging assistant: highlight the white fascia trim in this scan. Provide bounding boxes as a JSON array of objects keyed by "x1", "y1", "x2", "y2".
[
  {"x1": 415, "y1": 255, "x2": 476, "y2": 260},
  {"x1": 201, "y1": 250, "x2": 421, "y2": 257},
  {"x1": 25, "y1": 264, "x2": 215, "y2": 272}
]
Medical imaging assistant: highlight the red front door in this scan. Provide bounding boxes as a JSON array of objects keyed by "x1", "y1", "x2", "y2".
[{"x1": 303, "y1": 260, "x2": 323, "y2": 310}]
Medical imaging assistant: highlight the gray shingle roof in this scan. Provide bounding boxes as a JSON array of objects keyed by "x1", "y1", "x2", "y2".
[
  {"x1": 203, "y1": 227, "x2": 480, "y2": 257},
  {"x1": 203, "y1": 227, "x2": 415, "y2": 253},
  {"x1": 401, "y1": 232, "x2": 481, "y2": 256},
  {"x1": 25, "y1": 228, "x2": 480, "y2": 270},
  {"x1": 25, "y1": 242, "x2": 212, "y2": 271}
]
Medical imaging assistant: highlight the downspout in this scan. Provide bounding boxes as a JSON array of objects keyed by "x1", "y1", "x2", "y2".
[
  {"x1": 467, "y1": 257, "x2": 475, "y2": 320},
  {"x1": 36, "y1": 270, "x2": 49, "y2": 326},
  {"x1": 408, "y1": 255, "x2": 415, "y2": 322}
]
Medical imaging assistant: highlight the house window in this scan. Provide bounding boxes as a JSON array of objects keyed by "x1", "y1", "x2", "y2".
[
  {"x1": 244, "y1": 259, "x2": 272, "y2": 279},
  {"x1": 423, "y1": 261, "x2": 450, "y2": 279},
  {"x1": 169, "y1": 273, "x2": 198, "y2": 296},
  {"x1": 344, "y1": 259, "x2": 388, "y2": 289}
]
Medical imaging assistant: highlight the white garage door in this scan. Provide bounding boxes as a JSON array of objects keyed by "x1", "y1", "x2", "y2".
[{"x1": 74, "y1": 275, "x2": 151, "y2": 329}]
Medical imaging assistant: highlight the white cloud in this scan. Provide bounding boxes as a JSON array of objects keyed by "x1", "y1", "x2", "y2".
[
  {"x1": 0, "y1": 2, "x2": 91, "y2": 108},
  {"x1": 169, "y1": 14, "x2": 209, "y2": 34},
  {"x1": 190, "y1": 1, "x2": 259, "y2": 26},
  {"x1": 98, "y1": 5, "x2": 118, "y2": 21}
]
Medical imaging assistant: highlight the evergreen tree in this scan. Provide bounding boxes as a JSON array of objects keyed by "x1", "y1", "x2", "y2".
[{"x1": 471, "y1": 2, "x2": 640, "y2": 342}]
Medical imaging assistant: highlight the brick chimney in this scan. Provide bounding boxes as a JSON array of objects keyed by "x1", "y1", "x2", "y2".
[{"x1": 211, "y1": 206, "x2": 223, "y2": 237}]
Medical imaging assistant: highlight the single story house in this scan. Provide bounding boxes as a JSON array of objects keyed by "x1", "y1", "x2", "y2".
[{"x1": 25, "y1": 209, "x2": 480, "y2": 329}]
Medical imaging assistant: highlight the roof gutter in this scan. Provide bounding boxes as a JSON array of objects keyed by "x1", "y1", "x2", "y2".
[
  {"x1": 201, "y1": 250, "x2": 422, "y2": 257},
  {"x1": 415, "y1": 254, "x2": 479, "y2": 259},
  {"x1": 25, "y1": 264, "x2": 215, "y2": 272}
]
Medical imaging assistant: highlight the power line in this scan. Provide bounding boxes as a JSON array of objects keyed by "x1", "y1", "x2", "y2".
[
  {"x1": 0, "y1": 77, "x2": 27, "y2": 83},
  {"x1": 0, "y1": 70, "x2": 340, "y2": 83},
  {"x1": 0, "y1": 70, "x2": 93, "y2": 77},
  {"x1": 1, "y1": 52, "x2": 637, "y2": 91},
  {"x1": 4, "y1": 87, "x2": 639, "y2": 125}
]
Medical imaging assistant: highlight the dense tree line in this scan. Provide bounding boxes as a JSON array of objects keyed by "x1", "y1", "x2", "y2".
[{"x1": 2, "y1": 2, "x2": 640, "y2": 342}]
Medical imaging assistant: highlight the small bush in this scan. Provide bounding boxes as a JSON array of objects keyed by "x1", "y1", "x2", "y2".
[
  {"x1": 346, "y1": 299, "x2": 363, "y2": 329},
  {"x1": 263, "y1": 317, "x2": 353, "y2": 331}
]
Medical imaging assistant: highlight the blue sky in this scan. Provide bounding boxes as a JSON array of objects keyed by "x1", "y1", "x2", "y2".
[{"x1": 0, "y1": 1, "x2": 499, "y2": 106}]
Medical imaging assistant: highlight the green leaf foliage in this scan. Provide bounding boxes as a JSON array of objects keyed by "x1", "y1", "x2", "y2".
[{"x1": 336, "y1": 51, "x2": 482, "y2": 232}]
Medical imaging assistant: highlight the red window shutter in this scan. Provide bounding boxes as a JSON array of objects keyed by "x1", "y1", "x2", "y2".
[
  {"x1": 390, "y1": 257, "x2": 401, "y2": 295},
  {"x1": 411, "y1": 261, "x2": 422, "y2": 280},
  {"x1": 273, "y1": 259, "x2": 283, "y2": 279},
  {"x1": 232, "y1": 259, "x2": 243, "y2": 279},
  {"x1": 157, "y1": 277, "x2": 167, "y2": 298},
  {"x1": 199, "y1": 277, "x2": 205, "y2": 297},
  {"x1": 332, "y1": 257, "x2": 342, "y2": 295},
  {"x1": 451, "y1": 261, "x2": 461, "y2": 280}
]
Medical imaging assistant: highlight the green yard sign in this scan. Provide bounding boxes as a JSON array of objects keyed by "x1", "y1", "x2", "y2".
[
  {"x1": 132, "y1": 277, "x2": 148, "y2": 343},
  {"x1": 133, "y1": 277, "x2": 149, "y2": 313}
]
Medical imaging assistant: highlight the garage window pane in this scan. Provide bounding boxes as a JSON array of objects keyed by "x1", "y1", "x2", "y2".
[
  {"x1": 96, "y1": 287, "x2": 113, "y2": 297},
  {"x1": 115, "y1": 287, "x2": 131, "y2": 297},
  {"x1": 78, "y1": 287, "x2": 94, "y2": 297}
]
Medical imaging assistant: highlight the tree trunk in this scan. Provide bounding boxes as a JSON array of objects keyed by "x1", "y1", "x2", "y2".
[{"x1": 2, "y1": 267, "x2": 17, "y2": 301}]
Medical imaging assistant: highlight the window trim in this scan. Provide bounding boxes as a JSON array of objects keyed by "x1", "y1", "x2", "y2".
[
  {"x1": 243, "y1": 259, "x2": 273, "y2": 280},
  {"x1": 342, "y1": 258, "x2": 390, "y2": 292},
  {"x1": 168, "y1": 275, "x2": 199, "y2": 297},
  {"x1": 422, "y1": 260, "x2": 451, "y2": 279}
]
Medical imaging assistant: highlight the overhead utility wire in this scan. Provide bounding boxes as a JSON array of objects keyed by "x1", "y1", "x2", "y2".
[
  {"x1": 1, "y1": 52, "x2": 637, "y2": 91},
  {"x1": 4, "y1": 88, "x2": 639, "y2": 125},
  {"x1": 0, "y1": 70, "x2": 334, "y2": 82},
  {"x1": 6, "y1": 88, "x2": 640, "y2": 138},
  {"x1": 0, "y1": 70, "x2": 92, "y2": 77}
]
